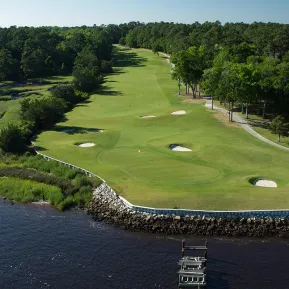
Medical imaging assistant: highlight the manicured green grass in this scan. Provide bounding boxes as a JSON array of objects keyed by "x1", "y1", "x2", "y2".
[
  {"x1": 240, "y1": 112, "x2": 289, "y2": 148},
  {"x1": 0, "y1": 75, "x2": 73, "y2": 128},
  {"x1": 0, "y1": 100, "x2": 21, "y2": 128},
  {"x1": 215, "y1": 100, "x2": 289, "y2": 149},
  {"x1": 35, "y1": 48, "x2": 289, "y2": 210},
  {"x1": 253, "y1": 126, "x2": 289, "y2": 148},
  {"x1": 0, "y1": 81, "x2": 13, "y2": 87}
]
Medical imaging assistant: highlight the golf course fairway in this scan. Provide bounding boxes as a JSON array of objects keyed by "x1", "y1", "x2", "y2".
[{"x1": 35, "y1": 47, "x2": 289, "y2": 210}]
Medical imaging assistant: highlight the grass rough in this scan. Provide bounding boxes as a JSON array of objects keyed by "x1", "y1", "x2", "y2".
[{"x1": 35, "y1": 48, "x2": 289, "y2": 210}]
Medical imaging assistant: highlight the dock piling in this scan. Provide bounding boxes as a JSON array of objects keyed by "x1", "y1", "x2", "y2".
[{"x1": 178, "y1": 240, "x2": 207, "y2": 288}]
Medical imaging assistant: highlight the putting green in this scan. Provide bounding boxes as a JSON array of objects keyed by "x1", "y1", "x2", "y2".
[{"x1": 35, "y1": 48, "x2": 289, "y2": 210}]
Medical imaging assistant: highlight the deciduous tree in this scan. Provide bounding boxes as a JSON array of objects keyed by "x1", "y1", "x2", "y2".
[{"x1": 269, "y1": 115, "x2": 289, "y2": 142}]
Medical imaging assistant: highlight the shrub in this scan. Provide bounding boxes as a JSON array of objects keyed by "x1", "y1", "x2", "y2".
[
  {"x1": 19, "y1": 96, "x2": 67, "y2": 130},
  {"x1": 0, "y1": 124, "x2": 27, "y2": 153},
  {"x1": 100, "y1": 60, "x2": 113, "y2": 73},
  {"x1": 119, "y1": 37, "x2": 126, "y2": 46},
  {"x1": 58, "y1": 196, "x2": 74, "y2": 210},
  {"x1": 73, "y1": 67, "x2": 103, "y2": 92},
  {"x1": 51, "y1": 84, "x2": 82, "y2": 108}
]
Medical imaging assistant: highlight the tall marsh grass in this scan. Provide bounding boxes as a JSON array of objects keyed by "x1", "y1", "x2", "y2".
[
  {"x1": 0, "y1": 153, "x2": 101, "y2": 210},
  {"x1": 0, "y1": 177, "x2": 62, "y2": 204},
  {"x1": 0, "y1": 177, "x2": 93, "y2": 210}
]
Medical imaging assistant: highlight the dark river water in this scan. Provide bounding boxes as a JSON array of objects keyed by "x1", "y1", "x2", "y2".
[{"x1": 1, "y1": 199, "x2": 289, "y2": 289}]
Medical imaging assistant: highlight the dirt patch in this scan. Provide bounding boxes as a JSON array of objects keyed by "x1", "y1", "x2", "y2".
[
  {"x1": 210, "y1": 110, "x2": 239, "y2": 128},
  {"x1": 182, "y1": 97, "x2": 206, "y2": 104}
]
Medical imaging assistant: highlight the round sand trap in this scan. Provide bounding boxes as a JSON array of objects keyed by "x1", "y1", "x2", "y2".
[
  {"x1": 78, "y1": 143, "x2": 95, "y2": 148},
  {"x1": 171, "y1": 110, "x2": 186, "y2": 115},
  {"x1": 254, "y1": 180, "x2": 277, "y2": 188},
  {"x1": 170, "y1": 144, "x2": 192, "y2": 152},
  {"x1": 140, "y1": 115, "x2": 156, "y2": 118},
  {"x1": 89, "y1": 129, "x2": 103, "y2": 133}
]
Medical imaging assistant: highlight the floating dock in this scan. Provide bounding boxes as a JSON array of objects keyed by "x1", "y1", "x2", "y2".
[{"x1": 178, "y1": 240, "x2": 207, "y2": 288}]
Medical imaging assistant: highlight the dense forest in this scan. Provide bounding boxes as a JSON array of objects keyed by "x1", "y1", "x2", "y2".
[
  {"x1": 0, "y1": 21, "x2": 289, "y2": 152},
  {"x1": 0, "y1": 24, "x2": 136, "y2": 152}
]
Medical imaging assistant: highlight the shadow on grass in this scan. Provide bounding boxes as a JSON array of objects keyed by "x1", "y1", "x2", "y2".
[
  {"x1": 113, "y1": 50, "x2": 147, "y2": 68},
  {"x1": 96, "y1": 86, "x2": 123, "y2": 96},
  {"x1": 233, "y1": 106, "x2": 273, "y2": 129},
  {"x1": 247, "y1": 119, "x2": 270, "y2": 129},
  {"x1": 54, "y1": 125, "x2": 105, "y2": 135},
  {"x1": 74, "y1": 99, "x2": 93, "y2": 107},
  {"x1": 34, "y1": 146, "x2": 48, "y2": 152},
  {"x1": 110, "y1": 68, "x2": 126, "y2": 75},
  {"x1": 29, "y1": 76, "x2": 71, "y2": 85}
]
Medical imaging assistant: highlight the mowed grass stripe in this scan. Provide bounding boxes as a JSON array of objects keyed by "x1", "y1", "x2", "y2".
[{"x1": 35, "y1": 48, "x2": 289, "y2": 210}]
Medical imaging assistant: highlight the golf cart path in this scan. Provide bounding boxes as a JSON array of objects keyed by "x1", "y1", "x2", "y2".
[
  {"x1": 160, "y1": 51, "x2": 289, "y2": 151},
  {"x1": 205, "y1": 100, "x2": 289, "y2": 152}
]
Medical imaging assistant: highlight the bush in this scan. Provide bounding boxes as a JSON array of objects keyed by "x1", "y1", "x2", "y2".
[
  {"x1": 100, "y1": 60, "x2": 113, "y2": 73},
  {"x1": 58, "y1": 195, "x2": 75, "y2": 210},
  {"x1": 51, "y1": 83, "x2": 82, "y2": 108},
  {"x1": 0, "y1": 123, "x2": 27, "y2": 153},
  {"x1": 73, "y1": 67, "x2": 103, "y2": 92},
  {"x1": 19, "y1": 96, "x2": 67, "y2": 130},
  {"x1": 74, "y1": 89, "x2": 89, "y2": 101},
  {"x1": 119, "y1": 38, "x2": 126, "y2": 46}
]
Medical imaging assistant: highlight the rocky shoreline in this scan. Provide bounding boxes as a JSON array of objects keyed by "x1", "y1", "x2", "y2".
[{"x1": 86, "y1": 183, "x2": 289, "y2": 237}]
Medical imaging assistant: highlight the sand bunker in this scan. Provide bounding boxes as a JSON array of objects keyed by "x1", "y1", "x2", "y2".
[
  {"x1": 171, "y1": 110, "x2": 186, "y2": 115},
  {"x1": 254, "y1": 180, "x2": 277, "y2": 188},
  {"x1": 89, "y1": 129, "x2": 103, "y2": 133},
  {"x1": 170, "y1": 144, "x2": 192, "y2": 152},
  {"x1": 140, "y1": 115, "x2": 156, "y2": 118},
  {"x1": 78, "y1": 143, "x2": 95, "y2": 148}
]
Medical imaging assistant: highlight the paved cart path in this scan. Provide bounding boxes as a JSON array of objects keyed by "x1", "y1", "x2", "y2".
[
  {"x1": 205, "y1": 100, "x2": 289, "y2": 152},
  {"x1": 160, "y1": 51, "x2": 289, "y2": 152}
]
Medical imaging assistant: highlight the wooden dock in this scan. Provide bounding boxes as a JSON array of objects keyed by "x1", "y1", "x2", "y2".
[{"x1": 177, "y1": 240, "x2": 207, "y2": 288}]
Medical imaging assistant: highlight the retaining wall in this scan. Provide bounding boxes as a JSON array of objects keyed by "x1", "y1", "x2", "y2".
[{"x1": 34, "y1": 148, "x2": 289, "y2": 219}]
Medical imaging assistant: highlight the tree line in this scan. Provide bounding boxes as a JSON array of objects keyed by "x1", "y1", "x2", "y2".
[
  {"x1": 122, "y1": 21, "x2": 289, "y2": 140},
  {"x1": 1, "y1": 21, "x2": 289, "y2": 146},
  {"x1": 0, "y1": 25, "x2": 122, "y2": 153},
  {"x1": 0, "y1": 25, "x2": 119, "y2": 81}
]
